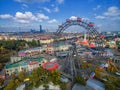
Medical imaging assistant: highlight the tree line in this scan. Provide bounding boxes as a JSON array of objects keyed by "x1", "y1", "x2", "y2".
[
  {"x1": 4, "y1": 67, "x2": 66, "y2": 90},
  {"x1": 0, "y1": 39, "x2": 41, "y2": 71}
]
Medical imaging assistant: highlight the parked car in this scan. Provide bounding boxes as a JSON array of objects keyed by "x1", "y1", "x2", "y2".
[{"x1": 60, "y1": 75, "x2": 69, "y2": 83}]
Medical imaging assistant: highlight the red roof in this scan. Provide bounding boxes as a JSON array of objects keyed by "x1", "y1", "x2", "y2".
[
  {"x1": 29, "y1": 61, "x2": 38, "y2": 65},
  {"x1": 100, "y1": 35, "x2": 105, "y2": 39},
  {"x1": 42, "y1": 62, "x2": 58, "y2": 71},
  {"x1": 81, "y1": 40, "x2": 88, "y2": 45},
  {"x1": 40, "y1": 36, "x2": 48, "y2": 40},
  {"x1": 89, "y1": 43, "x2": 96, "y2": 48},
  {"x1": 47, "y1": 45, "x2": 52, "y2": 48},
  {"x1": 0, "y1": 75, "x2": 5, "y2": 79}
]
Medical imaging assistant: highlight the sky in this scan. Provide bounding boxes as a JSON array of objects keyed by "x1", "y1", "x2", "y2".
[{"x1": 0, "y1": 0, "x2": 120, "y2": 32}]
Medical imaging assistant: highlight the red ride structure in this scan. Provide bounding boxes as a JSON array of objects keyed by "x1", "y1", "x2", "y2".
[
  {"x1": 88, "y1": 22, "x2": 94, "y2": 27},
  {"x1": 77, "y1": 17, "x2": 82, "y2": 22},
  {"x1": 66, "y1": 19, "x2": 71, "y2": 23},
  {"x1": 42, "y1": 62, "x2": 59, "y2": 71},
  {"x1": 59, "y1": 25, "x2": 63, "y2": 28}
]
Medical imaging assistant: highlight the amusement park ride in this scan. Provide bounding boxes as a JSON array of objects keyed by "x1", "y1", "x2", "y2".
[
  {"x1": 56, "y1": 17, "x2": 104, "y2": 50},
  {"x1": 55, "y1": 17, "x2": 108, "y2": 81}
]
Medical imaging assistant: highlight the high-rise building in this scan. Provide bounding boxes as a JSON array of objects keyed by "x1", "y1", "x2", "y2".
[
  {"x1": 39, "y1": 25, "x2": 46, "y2": 33},
  {"x1": 40, "y1": 25, "x2": 42, "y2": 32}
]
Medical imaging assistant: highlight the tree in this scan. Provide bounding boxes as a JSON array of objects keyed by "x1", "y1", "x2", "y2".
[
  {"x1": 116, "y1": 41, "x2": 120, "y2": 45},
  {"x1": 105, "y1": 81, "x2": 115, "y2": 90},
  {"x1": 31, "y1": 39, "x2": 37, "y2": 47},
  {"x1": 50, "y1": 70, "x2": 60, "y2": 85},
  {"x1": 15, "y1": 79, "x2": 21, "y2": 87},
  {"x1": 94, "y1": 67, "x2": 102, "y2": 77},
  {"x1": 0, "y1": 78, "x2": 4, "y2": 87},
  {"x1": 43, "y1": 84, "x2": 49, "y2": 90},
  {"x1": 37, "y1": 40, "x2": 41, "y2": 46},
  {"x1": 60, "y1": 82, "x2": 67, "y2": 90},
  {"x1": 2, "y1": 56, "x2": 10, "y2": 63},
  {"x1": 28, "y1": 67, "x2": 42, "y2": 89},
  {"x1": 0, "y1": 46, "x2": 5, "y2": 54},
  {"x1": 75, "y1": 75, "x2": 86, "y2": 86},
  {"x1": 114, "y1": 78, "x2": 120, "y2": 88},
  {"x1": 118, "y1": 45, "x2": 120, "y2": 52},
  {"x1": 18, "y1": 71, "x2": 26, "y2": 82},
  {"x1": 4, "y1": 80, "x2": 16, "y2": 90}
]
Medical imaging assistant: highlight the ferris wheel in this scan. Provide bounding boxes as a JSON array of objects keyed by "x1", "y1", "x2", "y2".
[{"x1": 55, "y1": 17, "x2": 106, "y2": 81}]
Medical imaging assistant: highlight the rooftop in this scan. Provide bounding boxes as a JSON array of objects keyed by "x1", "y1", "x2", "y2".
[
  {"x1": 87, "y1": 78, "x2": 105, "y2": 90},
  {"x1": 72, "y1": 84, "x2": 86, "y2": 90},
  {"x1": 6, "y1": 56, "x2": 45, "y2": 69}
]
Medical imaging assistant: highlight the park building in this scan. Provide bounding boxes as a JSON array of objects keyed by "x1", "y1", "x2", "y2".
[
  {"x1": 46, "y1": 44, "x2": 72, "y2": 54},
  {"x1": 39, "y1": 35, "x2": 54, "y2": 44},
  {"x1": 54, "y1": 43, "x2": 72, "y2": 51},
  {"x1": 18, "y1": 47, "x2": 44, "y2": 57},
  {"x1": 10, "y1": 56, "x2": 22, "y2": 63},
  {"x1": 5, "y1": 57, "x2": 47, "y2": 76},
  {"x1": 23, "y1": 37, "x2": 34, "y2": 42},
  {"x1": 0, "y1": 34, "x2": 9, "y2": 40},
  {"x1": 9, "y1": 36, "x2": 18, "y2": 40},
  {"x1": 17, "y1": 44, "x2": 72, "y2": 57},
  {"x1": 46, "y1": 45, "x2": 54, "y2": 54},
  {"x1": 42, "y1": 44, "x2": 72, "y2": 55}
]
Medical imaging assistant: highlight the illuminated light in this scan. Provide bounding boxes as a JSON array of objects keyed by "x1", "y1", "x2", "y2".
[
  {"x1": 24, "y1": 78, "x2": 30, "y2": 82},
  {"x1": 74, "y1": 54, "x2": 76, "y2": 56}
]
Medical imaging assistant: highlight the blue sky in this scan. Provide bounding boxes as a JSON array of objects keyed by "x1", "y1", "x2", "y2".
[{"x1": 0, "y1": 0, "x2": 120, "y2": 32}]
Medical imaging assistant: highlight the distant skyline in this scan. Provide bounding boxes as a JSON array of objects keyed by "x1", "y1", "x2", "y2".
[{"x1": 0, "y1": 0, "x2": 120, "y2": 32}]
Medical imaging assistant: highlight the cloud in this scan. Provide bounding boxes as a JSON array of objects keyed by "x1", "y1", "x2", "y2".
[
  {"x1": 44, "y1": 7, "x2": 51, "y2": 13},
  {"x1": 69, "y1": 16, "x2": 77, "y2": 20},
  {"x1": 95, "y1": 6, "x2": 120, "y2": 20},
  {"x1": 95, "y1": 15, "x2": 105, "y2": 19},
  {"x1": 15, "y1": 12, "x2": 33, "y2": 19},
  {"x1": 0, "y1": 14, "x2": 13, "y2": 19},
  {"x1": 48, "y1": 19, "x2": 57, "y2": 23},
  {"x1": 111, "y1": 17, "x2": 120, "y2": 20},
  {"x1": 54, "y1": 7, "x2": 59, "y2": 12},
  {"x1": 103, "y1": 6, "x2": 120, "y2": 16},
  {"x1": 69, "y1": 16, "x2": 90, "y2": 21},
  {"x1": 93, "y1": 5, "x2": 101, "y2": 10},
  {"x1": 56, "y1": 0, "x2": 64, "y2": 4},
  {"x1": 14, "y1": 11, "x2": 37, "y2": 23},
  {"x1": 14, "y1": 19, "x2": 30, "y2": 23},
  {"x1": 97, "y1": 24, "x2": 102, "y2": 27},
  {"x1": 51, "y1": 4, "x2": 55, "y2": 7},
  {"x1": 15, "y1": 0, "x2": 49, "y2": 3},
  {"x1": 15, "y1": 12, "x2": 49, "y2": 23},
  {"x1": 22, "y1": 4, "x2": 28, "y2": 8},
  {"x1": 82, "y1": 17, "x2": 89, "y2": 21},
  {"x1": 37, "y1": 13, "x2": 49, "y2": 20},
  {"x1": 0, "y1": 11, "x2": 49, "y2": 23}
]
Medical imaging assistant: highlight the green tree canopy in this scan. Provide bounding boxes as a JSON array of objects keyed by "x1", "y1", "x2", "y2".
[{"x1": 75, "y1": 75, "x2": 86, "y2": 86}]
